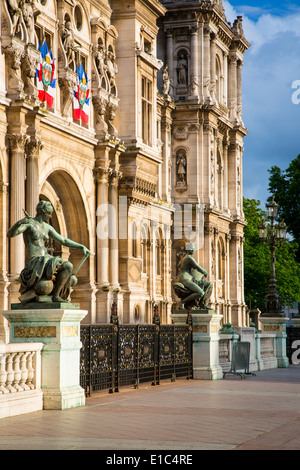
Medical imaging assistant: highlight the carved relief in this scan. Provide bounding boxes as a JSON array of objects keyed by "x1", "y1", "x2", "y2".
[{"x1": 91, "y1": 19, "x2": 119, "y2": 140}]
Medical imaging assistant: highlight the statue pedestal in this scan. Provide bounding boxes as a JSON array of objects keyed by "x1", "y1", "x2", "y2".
[
  {"x1": 2, "y1": 306, "x2": 88, "y2": 410},
  {"x1": 172, "y1": 309, "x2": 223, "y2": 380},
  {"x1": 259, "y1": 316, "x2": 289, "y2": 368}
]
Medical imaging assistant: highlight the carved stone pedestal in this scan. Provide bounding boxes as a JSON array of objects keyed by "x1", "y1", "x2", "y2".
[
  {"x1": 259, "y1": 316, "x2": 289, "y2": 368},
  {"x1": 172, "y1": 309, "x2": 223, "y2": 380},
  {"x1": 2, "y1": 306, "x2": 88, "y2": 410}
]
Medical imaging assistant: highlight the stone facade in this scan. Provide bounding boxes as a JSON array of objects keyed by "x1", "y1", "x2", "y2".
[{"x1": 0, "y1": 0, "x2": 249, "y2": 340}]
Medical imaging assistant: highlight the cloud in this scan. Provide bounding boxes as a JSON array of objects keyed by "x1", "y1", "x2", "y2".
[
  {"x1": 224, "y1": 0, "x2": 300, "y2": 54},
  {"x1": 223, "y1": 1, "x2": 300, "y2": 205}
]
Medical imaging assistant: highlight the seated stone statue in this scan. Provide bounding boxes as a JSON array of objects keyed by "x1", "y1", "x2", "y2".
[
  {"x1": 7, "y1": 200, "x2": 90, "y2": 304},
  {"x1": 174, "y1": 243, "x2": 213, "y2": 310}
]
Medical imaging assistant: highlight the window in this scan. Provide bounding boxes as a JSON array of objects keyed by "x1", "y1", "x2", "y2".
[
  {"x1": 141, "y1": 225, "x2": 148, "y2": 274},
  {"x1": 35, "y1": 26, "x2": 52, "y2": 50},
  {"x1": 132, "y1": 222, "x2": 137, "y2": 258},
  {"x1": 216, "y1": 56, "x2": 221, "y2": 103},
  {"x1": 74, "y1": 5, "x2": 83, "y2": 31},
  {"x1": 76, "y1": 52, "x2": 87, "y2": 73},
  {"x1": 142, "y1": 77, "x2": 152, "y2": 145}
]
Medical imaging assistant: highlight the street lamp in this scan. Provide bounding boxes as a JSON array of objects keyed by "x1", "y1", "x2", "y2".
[{"x1": 258, "y1": 197, "x2": 287, "y2": 317}]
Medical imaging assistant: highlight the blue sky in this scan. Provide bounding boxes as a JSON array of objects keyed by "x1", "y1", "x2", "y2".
[{"x1": 223, "y1": 1, "x2": 300, "y2": 207}]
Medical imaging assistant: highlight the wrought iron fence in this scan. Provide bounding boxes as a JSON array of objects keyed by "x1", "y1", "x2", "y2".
[
  {"x1": 286, "y1": 326, "x2": 300, "y2": 363},
  {"x1": 80, "y1": 305, "x2": 193, "y2": 396}
]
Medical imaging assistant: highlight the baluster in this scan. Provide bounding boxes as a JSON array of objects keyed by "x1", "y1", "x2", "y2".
[
  {"x1": 19, "y1": 352, "x2": 31, "y2": 391},
  {"x1": 13, "y1": 352, "x2": 24, "y2": 391},
  {"x1": 26, "y1": 351, "x2": 35, "y2": 390},
  {"x1": 6, "y1": 353, "x2": 17, "y2": 392},
  {"x1": 0, "y1": 353, "x2": 9, "y2": 394}
]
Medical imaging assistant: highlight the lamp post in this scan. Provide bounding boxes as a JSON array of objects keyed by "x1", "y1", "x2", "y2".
[{"x1": 258, "y1": 196, "x2": 287, "y2": 317}]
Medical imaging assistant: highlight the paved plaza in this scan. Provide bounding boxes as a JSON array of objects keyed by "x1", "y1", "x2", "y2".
[{"x1": 0, "y1": 366, "x2": 299, "y2": 451}]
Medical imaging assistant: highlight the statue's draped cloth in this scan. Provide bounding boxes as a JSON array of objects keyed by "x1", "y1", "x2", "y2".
[{"x1": 19, "y1": 254, "x2": 69, "y2": 297}]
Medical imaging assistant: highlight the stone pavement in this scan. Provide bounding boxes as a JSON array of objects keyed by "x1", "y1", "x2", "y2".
[{"x1": 0, "y1": 366, "x2": 300, "y2": 451}]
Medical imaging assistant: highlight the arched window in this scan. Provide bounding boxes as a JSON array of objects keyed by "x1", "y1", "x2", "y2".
[
  {"x1": 217, "y1": 238, "x2": 226, "y2": 298},
  {"x1": 131, "y1": 221, "x2": 137, "y2": 258},
  {"x1": 141, "y1": 225, "x2": 149, "y2": 274},
  {"x1": 134, "y1": 305, "x2": 140, "y2": 323},
  {"x1": 216, "y1": 56, "x2": 222, "y2": 103},
  {"x1": 217, "y1": 151, "x2": 223, "y2": 209},
  {"x1": 155, "y1": 229, "x2": 163, "y2": 277}
]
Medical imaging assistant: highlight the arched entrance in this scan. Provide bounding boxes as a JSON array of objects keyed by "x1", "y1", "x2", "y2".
[{"x1": 40, "y1": 169, "x2": 95, "y2": 319}]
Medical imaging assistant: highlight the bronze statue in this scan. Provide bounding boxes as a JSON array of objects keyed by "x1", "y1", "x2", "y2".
[
  {"x1": 7, "y1": 200, "x2": 90, "y2": 304},
  {"x1": 174, "y1": 243, "x2": 213, "y2": 310}
]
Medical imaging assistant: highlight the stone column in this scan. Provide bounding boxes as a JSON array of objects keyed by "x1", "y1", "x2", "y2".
[
  {"x1": 229, "y1": 233, "x2": 243, "y2": 326},
  {"x1": 108, "y1": 157, "x2": 122, "y2": 290},
  {"x1": 190, "y1": 26, "x2": 199, "y2": 98},
  {"x1": 223, "y1": 52, "x2": 228, "y2": 107},
  {"x1": 227, "y1": 142, "x2": 238, "y2": 216},
  {"x1": 25, "y1": 138, "x2": 43, "y2": 216},
  {"x1": 0, "y1": 181, "x2": 9, "y2": 342},
  {"x1": 210, "y1": 33, "x2": 217, "y2": 103},
  {"x1": 228, "y1": 54, "x2": 238, "y2": 123},
  {"x1": 95, "y1": 165, "x2": 111, "y2": 286},
  {"x1": 165, "y1": 28, "x2": 174, "y2": 89},
  {"x1": 94, "y1": 145, "x2": 112, "y2": 322},
  {"x1": 203, "y1": 26, "x2": 211, "y2": 104},
  {"x1": 6, "y1": 133, "x2": 28, "y2": 282},
  {"x1": 223, "y1": 136, "x2": 229, "y2": 212},
  {"x1": 237, "y1": 60, "x2": 243, "y2": 125}
]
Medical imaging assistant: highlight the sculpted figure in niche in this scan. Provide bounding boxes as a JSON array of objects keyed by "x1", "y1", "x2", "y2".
[
  {"x1": 162, "y1": 65, "x2": 170, "y2": 95},
  {"x1": 176, "y1": 52, "x2": 188, "y2": 86},
  {"x1": 62, "y1": 21, "x2": 80, "y2": 69},
  {"x1": 7, "y1": 200, "x2": 90, "y2": 304},
  {"x1": 22, "y1": 0, "x2": 38, "y2": 45},
  {"x1": 106, "y1": 50, "x2": 118, "y2": 94},
  {"x1": 174, "y1": 243, "x2": 213, "y2": 310},
  {"x1": 95, "y1": 43, "x2": 106, "y2": 80},
  {"x1": 6, "y1": 0, "x2": 23, "y2": 36},
  {"x1": 176, "y1": 152, "x2": 187, "y2": 184}
]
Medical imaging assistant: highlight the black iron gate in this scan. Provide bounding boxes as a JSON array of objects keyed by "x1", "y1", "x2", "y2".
[
  {"x1": 80, "y1": 305, "x2": 193, "y2": 396},
  {"x1": 286, "y1": 326, "x2": 300, "y2": 363}
]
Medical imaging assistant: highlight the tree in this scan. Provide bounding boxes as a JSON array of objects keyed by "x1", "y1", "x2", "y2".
[
  {"x1": 268, "y1": 154, "x2": 300, "y2": 262},
  {"x1": 243, "y1": 198, "x2": 300, "y2": 312}
]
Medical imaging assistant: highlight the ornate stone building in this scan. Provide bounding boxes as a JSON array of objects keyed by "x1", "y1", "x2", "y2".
[
  {"x1": 0, "y1": 0, "x2": 249, "y2": 341},
  {"x1": 157, "y1": 0, "x2": 250, "y2": 327}
]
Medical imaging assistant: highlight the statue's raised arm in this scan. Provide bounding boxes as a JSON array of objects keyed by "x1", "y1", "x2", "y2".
[{"x1": 7, "y1": 200, "x2": 90, "y2": 305}]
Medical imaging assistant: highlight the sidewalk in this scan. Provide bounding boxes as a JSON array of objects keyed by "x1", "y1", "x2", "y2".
[{"x1": 0, "y1": 366, "x2": 299, "y2": 451}]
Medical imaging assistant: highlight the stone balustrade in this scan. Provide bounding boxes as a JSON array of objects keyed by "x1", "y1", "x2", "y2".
[{"x1": 0, "y1": 342, "x2": 43, "y2": 419}]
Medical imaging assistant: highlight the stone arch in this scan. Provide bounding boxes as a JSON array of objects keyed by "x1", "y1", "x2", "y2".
[
  {"x1": 40, "y1": 156, "x2": 93, "y2": 233},
  {"x1": 40, "y1": 168, "x2": 92, "y2": 307}
]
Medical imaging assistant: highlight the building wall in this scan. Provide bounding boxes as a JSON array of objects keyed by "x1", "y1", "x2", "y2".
[
  {"x1": 158, "y1": 0, "x2": 250, "y2": 326},
  {"x1": 0, "y1": 0, "x2": 249, "y2": 341}
]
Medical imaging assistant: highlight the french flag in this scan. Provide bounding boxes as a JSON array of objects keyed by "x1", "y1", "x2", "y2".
[
  {"x1": 36, "y1": 40, "x2": 56, "y2": 108},
  {"x1": 73, "y1": 63, "x2": 90, "y2": 124}
]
